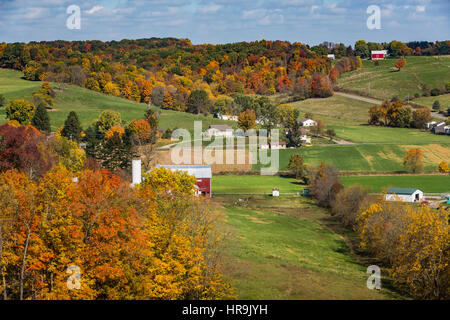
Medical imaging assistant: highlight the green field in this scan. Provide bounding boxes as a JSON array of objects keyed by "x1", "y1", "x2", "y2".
[
  {"x1": 0, "y1": 68, "x2": 234, "y2": 132},
  {"x1": 219, "y1": 196, "x2": 401, "y2": 299},
  {"x1": 288, "y1": 93, "x2": 449, "y2": 143},
  {"x1": 338, "y1": 55, "x2": 450, "y2": 100},
  {"x1": 328, "y1": 125, "x2": 450, "y2": 143},
  {"x1": 213, "y1": 175, "x2": 306, "y2": 194},
  {"x1": 254, "y1": 143, "x2": 450, "y2": 172},
  {"x1": 340, "y1": 175, "x2": 450, "y2": 193},
  {"x1": 213, "y1": 174, "x2": 450, "y2": 194},
  {"x1": 412, "y1": 93, "x2": 450, "y2": 110},
  {"x1": 290, "y1": 95, "x2": 372, "y2": 125}
]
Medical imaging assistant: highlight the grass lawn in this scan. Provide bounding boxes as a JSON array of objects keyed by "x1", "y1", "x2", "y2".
[
  {"x1": 287, "y1": 93, "x2": 449, "y2": 144},
  {"x1": 254, "y1": 143, "x2": 450, "y2": 172},
  {"x1": 0, "y1": 68, "x2": 234, "y2": 132},
  {"x1": 213, "y1": 175, "x2": 305, "y2": 194},
  {"x1": 340, "y1": 175, "x2": 450, "y2": 193},
  {"x1": 218, "y1": 196, "x2": 402, "y2": 299},
  {"x1": 290, "y1": 95, "x2": 372, "y2": 125},
  {"x1": 213, "y1": 174, "x2": 450, "y2": 194},
  {"x1": 338, "y1": 55, "x2": 450, "y2": 100},
  {"x1": 328, "y1": 125, "x2": 450, "y2": 143},
  {"x1": 412, "y1": 93, "x2": 450, "y2": 110}
]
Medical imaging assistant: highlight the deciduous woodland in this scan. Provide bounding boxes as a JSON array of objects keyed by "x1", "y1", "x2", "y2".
[
  {"x1": 0, "y1": 163, "x2": 231, "y2": 300},
  {"x1": 0, "y1": 39, "x2": 363, "y2": 110}
]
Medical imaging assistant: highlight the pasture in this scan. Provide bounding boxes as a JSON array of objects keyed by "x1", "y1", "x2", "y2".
[
  {"x1": 212, "y1": 174, "x2": 450, "y2": 194},
  {"x1": 254, "y1": 143, "x2": 450, "y2": 173},
  {"x1": 340, "y1": 174, "x2": 450, "y2": 193},
  {"x1": 412, "y1": 93, "x2": 450, "y2": 110},
  {"x1": 337, "y1": 55, "x2": 450, "y2": 100},
  {"x1": 0, "y1": 68, "x2": 234, "y2": 132},
  {"x1": 218, "y1": 196, "x2": 402, "y2": 299}
]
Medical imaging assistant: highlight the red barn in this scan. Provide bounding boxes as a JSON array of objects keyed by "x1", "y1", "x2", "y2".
[
  {"x1": 371, "y1": 50, "x2": 388, "y2": 60},
  {"x1": 155, "y1": 165, "x2": 212, "y2": 197}
]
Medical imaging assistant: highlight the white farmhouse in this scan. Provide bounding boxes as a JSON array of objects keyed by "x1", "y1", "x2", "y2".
[
  {"x1": 426, "y1": 121, "x2": 437, "y2": 129},
  {"x1": 300, "y1": 128, "x2": 311, "y2": 144},
  {"x1": 216, "y1": 114, "x2": 238, "y2": 121},
  {"x1": 385, "y1": 187, "x2": 424, "y2": 203},
  {"x1": 203, "y1": 124, "x2": 234, "y2": 138},
  {"x1": 327, "y1": 54, "x2": 335, "y2": 59},
  {"x1": 270, "y1": 141, "x2": 287, "y2": 149},
  {"x1": 299, "y1": 118, "x2": 317, "y2": 127}
]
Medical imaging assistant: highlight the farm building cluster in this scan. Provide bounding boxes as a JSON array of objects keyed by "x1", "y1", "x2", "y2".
[{"x1": 426, "y1": 121, "x2": 450, "y2": 135}]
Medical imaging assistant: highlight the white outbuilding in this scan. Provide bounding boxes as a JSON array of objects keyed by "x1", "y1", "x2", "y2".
[{"x1": 385, "y1": 187, "x2": 424, "y2": 203}]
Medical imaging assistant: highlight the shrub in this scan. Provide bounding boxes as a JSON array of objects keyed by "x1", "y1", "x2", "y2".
[{"x1": 430, "y1": 88, "x2": 440, "y2": 96}]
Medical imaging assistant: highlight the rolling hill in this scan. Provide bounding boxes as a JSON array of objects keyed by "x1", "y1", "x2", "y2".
[
  {"x1": 337, "y1": 55, "x2": 450, "y2": 101},
  {"x1": 0, "y1": 68, "x2": 234, "y2": 132}
]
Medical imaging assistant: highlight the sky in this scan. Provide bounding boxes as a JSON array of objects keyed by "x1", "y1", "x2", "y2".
[{"x1": 0, "y1": 0, "x2": 448, "y2": 46}]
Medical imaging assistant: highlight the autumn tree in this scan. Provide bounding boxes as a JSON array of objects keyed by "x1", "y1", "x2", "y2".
[
  {"x1": 358, "y1": 199, "x2": 449, "y2": 299},
  {"x1": 308, "y1": 162, "x2": 340, "y2": 207},
  {"x1": 394, "y1": 57, "x2": 406, "y2": 71},
  {"x1": 128, "y1": 119, "x2": 153, "y2": 145},
  {"x1": 61, "y1": 111, "x2": 82, "y2": 142},
  {"x1": 331, "y1": 185, "x2": 369, "y2": 229},
  {"x1": 278, "y1": 104, "x2": 299, "y2": 128},
  {"x1": 287, "y1": 154, "x2": 307, "y2": 181},
  {"x1": 237, "y1": 109, "x2": 256, "y2": 131},
  {"x1": 403, "y1": 148, "x2": 424, "y2": 173},
  {"x1": 5, "y1": 99, "x2": 35, "y2": 125},
  {"x1": 96, "y1": 110, "x2": 122, "y2": 134},
  {"x1": 326, "y1": 128, "x2": 336, "y2": 141},
  {"x1": 0, "y1": 124, "x2": 56, "y2": 179},
  {"x1": 412, "y1": 108, "x2": 432, "y2": 129},
  {"x1": 310, "y1": 119, "x2": 326, "y2": 136},
  {"x1": 438, "y1": 161, "x2": 449, "y2": 173},
  {"x1": 161, "y1": 91, "x2": 174, "y2": 110}
]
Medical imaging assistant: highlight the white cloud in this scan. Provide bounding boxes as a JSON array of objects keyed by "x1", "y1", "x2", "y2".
[
  {"x1": 86, "y1": 6, "x2": 104, "y2": 15},
  {"x1": 199, "y1": 4, "x2": 223, "y2": 14},
  {"x1": 243, "y1": 9, "x2": 267, "y2": 19},
  {"x1": 416, "y1": 5, "x2": 426, "y2": 12},
  {"x1": 259, "y1": 13, "x2": 284, "y2": 25}
]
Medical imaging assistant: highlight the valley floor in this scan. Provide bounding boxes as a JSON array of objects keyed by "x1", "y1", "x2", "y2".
[{"x1": 215, "y1": 195, "x2": 404, "y2": 299}]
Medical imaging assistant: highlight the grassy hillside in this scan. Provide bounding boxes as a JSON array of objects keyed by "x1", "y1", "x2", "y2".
[
  {"x1": 0, "y1": 68, "x2": 234, "y2": 132},
  {"x1": 254, "y1": 143, "x2": 450, "y2": 172},
  {"x1": 291, "y1": 95, "x2": 372, "y2": 125},
  {"x1": 219, "y1": 196, "x2": 402, "y2": 299},
  {"x1": 340, "y1": 175, "x2": 450, "y2": 193},
  {"x1": 213, "y1": 175, "x2": 306, "y2": 194},
  {"x1": 412, "y1": 93, "x2": 450, "y2": 110},
  {"x1": 290, "y1": 94, "x2": 449, "y2": 143},
  {"x1": 338, "y1": 55, "x2": 450, "y2": 100},
  {"x1": 327, "y1": 125, "x2": 450, "y2": 143},
  {"x1": 213, "y1": 174, "x2": 450, "y2": 194}
]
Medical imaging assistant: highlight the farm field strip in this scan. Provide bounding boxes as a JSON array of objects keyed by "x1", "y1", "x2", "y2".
[
  {"x1": 213, "y1": 174, "x2": 450, "y2": 194},
  {"x1": 220, "y1": 197, "x2": 401, "y2": 299}
]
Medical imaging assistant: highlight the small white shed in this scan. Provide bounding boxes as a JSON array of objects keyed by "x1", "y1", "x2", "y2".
[
  {"x1": 385, "y1": 187, "x2": 424, "y2": 203},
  {"x1": 272, "y1": 188, "x2": 280, "y2": 197}
]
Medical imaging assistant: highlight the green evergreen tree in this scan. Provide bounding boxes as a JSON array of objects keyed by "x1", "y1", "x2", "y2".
[
  {"x1": 98, "y1": 128, "x2": 136, "y2": 170},
  {"x1": 31, "y1": 104, "x2": 51, "y2": 132},
  {"x1": 61, "y1": 111, "x2": 82, "y2": 142}
]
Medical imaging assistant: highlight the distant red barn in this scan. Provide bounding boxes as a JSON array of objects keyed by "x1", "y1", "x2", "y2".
[
  {"x1": 371, "y1": 50, "x2": 388, "y2": 60},
  {"x1": 155, "y1": 165, "x2": 212, "y2": 197}
]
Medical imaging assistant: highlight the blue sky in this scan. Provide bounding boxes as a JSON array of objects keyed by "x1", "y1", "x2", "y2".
[{"x1": 0, "y1": 0, "x2": 448, "y2": 45}]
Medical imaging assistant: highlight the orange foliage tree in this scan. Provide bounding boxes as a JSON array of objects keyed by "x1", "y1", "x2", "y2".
[{"x1": 0, "y1": 166, "x2": 232, "y2": 300}]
